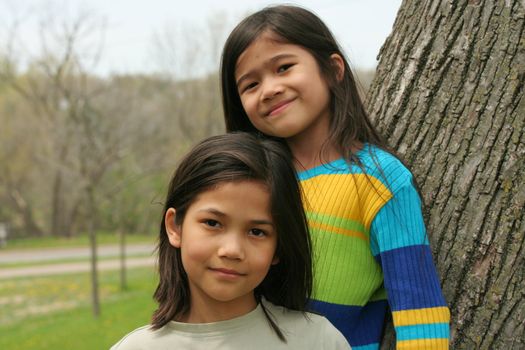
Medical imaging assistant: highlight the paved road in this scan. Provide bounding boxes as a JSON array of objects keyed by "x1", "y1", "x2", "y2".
[
  {"x1": 0, "y1": 243, "x2": 157, "y2": 280},
  {"x1": 0, "y1": 256, "x2": 156, "y2": 279},
  {"x1": 0, "y1": 243, "x2": 155, "y2": 264}
]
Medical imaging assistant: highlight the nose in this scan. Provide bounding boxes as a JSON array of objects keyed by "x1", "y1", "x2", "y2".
[
  {"x1": 260, "y1": 77, "x2": 283, "y2": 101},
  {"x1": 217, "y1": 232, "x2": 245, "y2": 260}
]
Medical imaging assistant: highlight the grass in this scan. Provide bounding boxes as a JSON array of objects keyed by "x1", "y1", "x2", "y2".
[
  {"x1": 0, "y1": 267, "x2": 158, "y2": 350},
  {"x1": 1, "y1": 231, "x2": 156, "y2": 251}
]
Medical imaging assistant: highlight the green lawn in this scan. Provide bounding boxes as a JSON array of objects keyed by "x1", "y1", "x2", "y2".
[{"x1": 0, "y1": 267, "x2": 158, "y2": 350}]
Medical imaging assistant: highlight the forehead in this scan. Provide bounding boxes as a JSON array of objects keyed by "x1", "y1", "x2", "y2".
[
  {"x1": 192, "y1": 180, "x2": 270, "y2": 205},
  {"x1": 235, "y1": 32, "x2": 300, "y2": 75},
  {"x1": 187, "y1": 180, "x2": 273, "y2": 223}
]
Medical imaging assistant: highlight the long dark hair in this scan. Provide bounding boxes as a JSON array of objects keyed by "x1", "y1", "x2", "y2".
[
  {"x1": 151, "y1": 132, "x2": 312, "y2": 341},
  {"x1": 221, "y1": 4, "x2": 388, "y2": 162},
  {"x1": 220, "y1": 5, "x2": 426, "y2": 249}
]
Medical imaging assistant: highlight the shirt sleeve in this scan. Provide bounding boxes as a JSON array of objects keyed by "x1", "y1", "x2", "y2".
[{"x1": 370, "y1": 177, "x2": 450, "y2": 349}]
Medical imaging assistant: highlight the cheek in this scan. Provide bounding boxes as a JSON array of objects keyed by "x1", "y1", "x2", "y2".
[
  {"x1": 252, "y1": 243, "x2": 278, "y2": 270},
  {"x1": 247, "y1": 115, "x2": 264, "y2": 130},
  {"x1": 296, "y1": 69, "x2": 327, "y2": 95},
  {"x1": 244, "y1": 104, "x2": 267, "y2": 130},
  {"x1": 180, "y1": 239, "x2": 210, "y2": 267},
  {"x1": 241, "y1": 98, "x2": 255, "y2": 116}
]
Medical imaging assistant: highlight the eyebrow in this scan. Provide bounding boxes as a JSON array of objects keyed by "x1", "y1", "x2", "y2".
[
  {"x1": 236, "y1": 53, "x2": 298, "y2": 87},
  {"x1": 198, "y1": 208, "x2": 274, "y2": 226}
]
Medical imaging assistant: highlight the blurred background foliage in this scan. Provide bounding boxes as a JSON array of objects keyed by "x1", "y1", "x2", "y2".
[{"x1": 0, "y1": 8, "x2": 375, "y2": 241}]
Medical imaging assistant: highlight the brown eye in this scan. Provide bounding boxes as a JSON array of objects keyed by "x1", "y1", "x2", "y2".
[
  {"x1": 204, "y1": 219, "x2": 220, "y2": 228},
  {"x1": 277, "y1": 64, "x2": 293, "y2": 73},
  {"x1": 242, "y1": 81, "x2": 258, "y2": 93},
  {"x1": 249, "y1": 228, "x2": 266, "y2": 237}
]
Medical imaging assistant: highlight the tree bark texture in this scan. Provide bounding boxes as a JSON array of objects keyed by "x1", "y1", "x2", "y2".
[{"x1": 366, "y1": 1, "x2": 524, "y2": 349}]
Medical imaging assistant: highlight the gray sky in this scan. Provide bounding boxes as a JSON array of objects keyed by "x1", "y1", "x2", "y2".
[{"x1": 1, "y1": 0, "x2": 402, "y2": 76}]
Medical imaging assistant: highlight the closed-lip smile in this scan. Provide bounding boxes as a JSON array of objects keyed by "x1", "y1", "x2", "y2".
[
  {"x1": 266, "y1": 98, "x2": 295, "y2": 117},
  {"x1": 210, "y1": 267, "x2": 245, "y2": 276}
]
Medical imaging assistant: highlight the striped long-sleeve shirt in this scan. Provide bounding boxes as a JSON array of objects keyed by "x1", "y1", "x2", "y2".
[{"x1": 298, "y1": 144, "x2": 450, "y2": 350}]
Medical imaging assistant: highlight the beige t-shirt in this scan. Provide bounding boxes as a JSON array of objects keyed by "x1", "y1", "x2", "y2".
[{"x1": 111, "y1": 301, "x2": 350, "y2": 349}]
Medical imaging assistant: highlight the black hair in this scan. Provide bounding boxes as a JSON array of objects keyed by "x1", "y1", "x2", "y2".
[
  {"x1": 151, "y1": 132, "x2": 312, "y2": 342},
  {"x1": 221, "y1": 4, "x2": 388, "y2": 163}
]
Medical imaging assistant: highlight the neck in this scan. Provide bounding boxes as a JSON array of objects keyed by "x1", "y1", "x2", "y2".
[
  {"x1": 287, "y1": 134, "x2": 340, "y2": 171},
  {"x1": 284, "y1": 109, "x2": 340, "y2": 170},
  {"x1": 288, "y1": 136, "x2": 363, "y2": 171}
]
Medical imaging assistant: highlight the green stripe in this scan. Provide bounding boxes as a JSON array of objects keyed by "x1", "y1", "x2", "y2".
[
  {"x1": 306, "y1": 211, "x2": 369, "y2": 237},
  {"x1": 370, "y1": 287, "x2": 387, "y2": 302},
  {"x1": 310, "y1": 226, "x2": 383, "y2": 305}
]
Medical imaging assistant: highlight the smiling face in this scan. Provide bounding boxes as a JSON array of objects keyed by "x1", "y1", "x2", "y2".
[
  {"x1": 165, "y1": 180, "x2": 278, "y2": 323},
  {"x1": 235, "y1": 31, "x2": 333, "y2": 146}
]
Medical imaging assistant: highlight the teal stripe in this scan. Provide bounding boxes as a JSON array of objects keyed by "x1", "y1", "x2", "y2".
[
  {"x1": 297, "y1": 158, "x2": 352, "y2": 180},
  {"x1": 395, "y1": 323, "x2": 450, "y2": 341},
  {"x1": 306, "y1": 211, "x2": 368, "y2": 236},
  {"x1": 297, "y1": 143, "x2": 410, "y2": 192},
  {"x1": 370, "y1": 182, "x2": 429, "y2": 255},
  {"x1": 352, "y1": 344, "x2": 379, "y2": 350}
]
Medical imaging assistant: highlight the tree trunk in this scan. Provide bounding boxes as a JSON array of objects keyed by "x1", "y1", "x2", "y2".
[
  {"x1": 366, "y1": 1, "x2": 524, "y2": 349},
  {"x1": 51, "y1": 169, "x2": 64, "y2": 236},
  {"x1": 119, "y1": 226, "x2": 127, "y2": 291},
  {"x1": 7, "y1": 188, "x2": 44, "y2": 237},
  {"x1": 87, "y1": 187, "x2": 100, "y2": 317}
]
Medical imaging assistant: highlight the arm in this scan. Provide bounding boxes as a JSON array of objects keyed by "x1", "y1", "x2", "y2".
[{"x1": 370, "y1": 178, "x2": 450, "y2": 349}]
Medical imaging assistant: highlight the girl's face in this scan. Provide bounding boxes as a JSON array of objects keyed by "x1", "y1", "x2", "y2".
[
  {"x1": 165, "y1": 180, "x2": 278, "y2": 323},
  {"x1": 235, "y1": 31, "x2": 332, "y2": 145}
]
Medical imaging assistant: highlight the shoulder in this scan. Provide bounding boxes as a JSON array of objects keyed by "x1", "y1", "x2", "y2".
[
  {"x1": 110, "y1": 325, "x2": 159, "y2": 350},
  {"x1": 264, "y1": 302, "x2": 350, "y2": 349},
  {"x1": 358, "y1": 144, "x2": 414, "y2": 193}
]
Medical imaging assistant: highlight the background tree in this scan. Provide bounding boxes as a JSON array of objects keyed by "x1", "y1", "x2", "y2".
[
  {"x1": 152, "y1": 13, "x2": 228, "y2": 144},
  {"x1": 366, "y1": 1, "x2": 524, "y2": 349},
  {"x1": 0, "y1": 8, "x2": 109, "y2": 238},
  {"x1": 0, "y1": 7, "x2": 220, "y2": 240},
  {"x1": 0, "y1": 6, "x2": 165, "y2": 316}
]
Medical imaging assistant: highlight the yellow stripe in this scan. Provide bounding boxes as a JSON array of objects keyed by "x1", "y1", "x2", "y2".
[
  {"x1": 398, "y1": 338, "x2": 449, "y2": 349},
  {"x1": 310, "y1": 220, "x2": 369, "y2": 242},
  {"x1": 301, "y1": 173, "x2": 392, "y2": 229},
  {"x1": 393, "y1": 307, "x2": 450, "y2": 326}
]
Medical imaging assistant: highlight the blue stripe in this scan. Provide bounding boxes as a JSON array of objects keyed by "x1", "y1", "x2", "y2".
[
  {"x1": 297, "y1": 158, "x2": 351, "y2": 180},
  {"x1": 378, "y1": 245, "x2": 447, "y2": 310},
  {"x1": 352, "y1": 344, "x2": 379, "y2": 350},
  {"x1": 370, "y1": 181, "x2": 429, "y2": 255},
  {"x1": 358, "y1": 146, "x2": 411, "y2": 188},
  {"x1": 308, "y1": 299, "x2": 387, "y2": 347},
  {"x1": 297, "y1": 144, "x2": 406, "y2": 180},
  {"x1": 396, "y1": 323, "x2": 450, "y2": 341}
]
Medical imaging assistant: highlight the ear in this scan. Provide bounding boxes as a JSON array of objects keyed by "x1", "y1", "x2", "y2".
[
  {"x1": 330, "y1": 53, "x2": 345, "y2": 82},
  {"x1": 165, "y1": 208, "x2": 182, "y2": 248}
]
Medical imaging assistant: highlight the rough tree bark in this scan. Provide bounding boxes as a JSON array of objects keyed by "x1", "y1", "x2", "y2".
[{"x1": 366, "y1": 1, "x2": 524, "y2": 349}]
